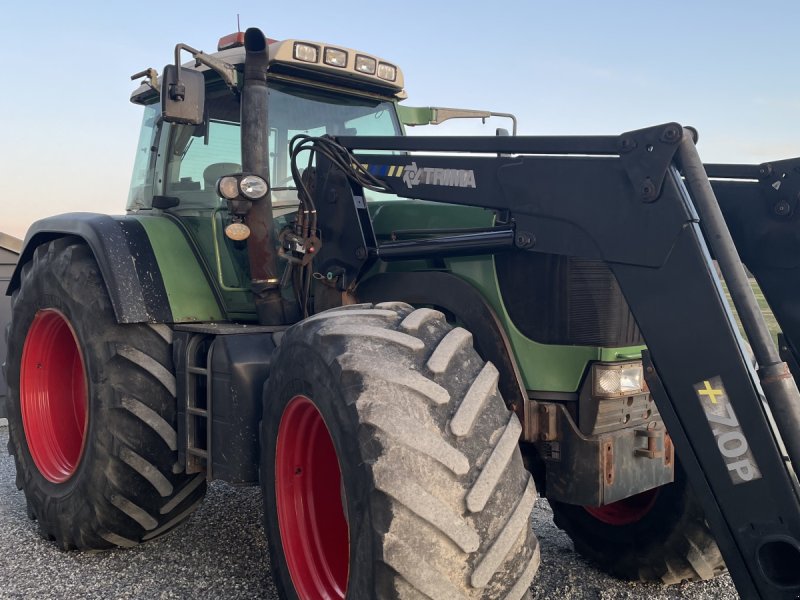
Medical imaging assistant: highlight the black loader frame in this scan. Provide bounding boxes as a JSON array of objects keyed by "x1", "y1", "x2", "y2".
[{"x1": 299, "y1": 126, "x2": 800, "y2": 599}]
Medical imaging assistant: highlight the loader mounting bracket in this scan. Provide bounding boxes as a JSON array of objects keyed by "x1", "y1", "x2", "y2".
[
  {"x1": 758, "y1": 157, "x2": 800, "y2": 218},
  {"x1": 618, "y1": 122, "x2": 683, "y2": 202}
]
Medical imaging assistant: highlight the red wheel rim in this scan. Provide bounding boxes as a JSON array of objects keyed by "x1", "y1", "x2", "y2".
[
  {"x1": 276, "y1": 395, "x2": 349, "y2": 599},
  {"x1": 584, "y1": 488, "x2": 660, "y2": 525},
  {"x1": 20, "y1": 309, "x2": 88, "y2": 484}
]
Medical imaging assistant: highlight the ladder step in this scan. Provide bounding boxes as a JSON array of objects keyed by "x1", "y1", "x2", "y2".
[
  {"x1": 188, "y1": 366, "x2": 207, "y2": 375},
  {"x1": 187, "y1": 448, "x2": 208, "y2": 459},
  {"x1": 188, "y1": 407, "x2": 208, "y2": 417}
]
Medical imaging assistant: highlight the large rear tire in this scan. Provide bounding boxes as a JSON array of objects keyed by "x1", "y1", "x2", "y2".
[
  {"x1": 549, "y1": 463, "x2": 725, "y2": 584},
  {"x1": 3, "y1": 239, "x2": 206, "y2": 549},
  {"x1": 261, "y1": 303, "x2": 540, "y2": 599}
]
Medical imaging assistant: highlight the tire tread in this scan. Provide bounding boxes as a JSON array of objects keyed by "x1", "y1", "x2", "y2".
[
  {"x1": 4, "y1": 240, "x2": 206, "y2": 550},
  {"x1": 274, "y1": 304, "x2": 539, "y2": 598}
]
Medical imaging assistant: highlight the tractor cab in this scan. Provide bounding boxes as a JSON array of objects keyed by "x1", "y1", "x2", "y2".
[
  {"x1": 127, "y1": 35, "x2": 410, "y2": 318},
  {"x1": 128, "y1": 36, "x2": 405, "y2": 214}
]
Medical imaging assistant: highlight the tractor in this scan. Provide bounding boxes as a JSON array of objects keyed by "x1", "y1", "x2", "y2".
[{"x1": 3, "y1": 27, "x2": 800, "y2": 599}]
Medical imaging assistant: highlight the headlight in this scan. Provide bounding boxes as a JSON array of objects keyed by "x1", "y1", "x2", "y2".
[
  {"x1": 217, "y1": 176, "x2": 240, "y2": 200},
  {"x1": 239, "y1": 175, "x2": 269, "y2": 199},
  {"x1": 592, "y1": 362, "x2": 645, "y2": 398}
]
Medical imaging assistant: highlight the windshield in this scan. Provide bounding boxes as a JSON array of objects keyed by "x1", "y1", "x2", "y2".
[{"x1": 161, "y1": 82, "x2": 401, "y2": 210}]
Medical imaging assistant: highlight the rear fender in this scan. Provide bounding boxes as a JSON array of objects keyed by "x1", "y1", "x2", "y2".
[{"x1": 8, "y1": 213, "x2": 224, "y2": 323}]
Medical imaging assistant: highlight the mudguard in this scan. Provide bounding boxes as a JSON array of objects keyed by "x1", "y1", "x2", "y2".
[
  {"x1": 356, "y1": 270, "x2": 527, "y2": 410},
  {"x1": 7, "y1": 213, "x2": 223, "y2": 323}
]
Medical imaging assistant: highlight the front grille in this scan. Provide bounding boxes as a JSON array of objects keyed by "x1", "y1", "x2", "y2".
[{"x1": 494, "y1": 251, "x2": 644, "y2": 347}]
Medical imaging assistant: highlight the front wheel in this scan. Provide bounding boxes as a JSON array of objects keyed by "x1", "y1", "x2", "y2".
[
  {"x1": 261, "y1": 303, "x2": 540, "y2": 599},
  {"x1": 550, "y1": 463, "x2": 725, "y2": 583}
]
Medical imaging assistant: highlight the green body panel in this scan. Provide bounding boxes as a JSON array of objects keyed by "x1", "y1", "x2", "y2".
[
  {"x1": 370, "y1": 198, "x2": 493, "y2": 236},
  {"x1": 147, "y1": 195, "x2": 642, "y2": 391},
  {"x1": 133, "y1": 215, "x2": 225, "y2": 322},
  {"x1": 367, "y1": 199, "x2": 645, "y2": 392},
  {"x1": 178, "y1": 211, "x2": 255, "y2": 319},
  {"x1": 447, "y1": 256, "x2": 643, "y2": 392}
]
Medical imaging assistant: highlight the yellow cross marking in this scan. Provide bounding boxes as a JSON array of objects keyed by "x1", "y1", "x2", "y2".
[{"x1": 698, "y1": 380, "x2": 724, "y2": 404}]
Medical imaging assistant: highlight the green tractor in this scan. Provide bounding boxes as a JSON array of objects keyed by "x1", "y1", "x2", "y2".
[{"x1": 4, "y1": 27, "x2": 800, "y2": 599}]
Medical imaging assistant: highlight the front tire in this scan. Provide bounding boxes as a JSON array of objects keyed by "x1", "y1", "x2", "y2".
[
  {"x1": 550, "y1": 463, "x2": 725, "y2": 583},
  {"x1": 261, "y1": 303, "x2": 540, "y2": 599},
  {"x1": 4, "y1": 239, "x2": 206, "y2": 549}
]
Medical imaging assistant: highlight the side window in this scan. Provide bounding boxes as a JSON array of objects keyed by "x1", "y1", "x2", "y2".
[
  {"x1": 166, "y1": 120, "x2": 242, "y2": 209},
  {"x1": 177, "y1": 121, "x2": 242, "y2": 187},
  {"x1": 126, "y1": 103, "x2": 160, "y2": 210}
]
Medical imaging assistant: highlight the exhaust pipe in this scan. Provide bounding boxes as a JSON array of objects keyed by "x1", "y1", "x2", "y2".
[{"x1": 241, "y1": 27, "x2": 285, "y2": 325}]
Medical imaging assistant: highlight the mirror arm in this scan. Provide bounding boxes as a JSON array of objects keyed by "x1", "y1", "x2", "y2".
[
  {"x1": 428, "y1": 108, "x2": 519, "y2": 135},
  {"x1": 173, "y1": 43, "x2": 239, "y2": 93},
  {"x1": 490, "y1": 112, "x2": 517, "y2": 136}
]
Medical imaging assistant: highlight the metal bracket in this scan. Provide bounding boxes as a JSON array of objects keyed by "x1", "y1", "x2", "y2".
[
  {"x1": 618, "y1": 122, "x2": 684, "y2": 202},
  {"x1": 757, "y1": 157, "x2": 800, "y2": 218},
  {"x1": 173, "y1": 43, "x2": 239, "y2": 92},
  {"x1": 538, "y1": 403, "x2": 559, "y2": 441},
  {"x1": 130, "y1": 67, "x2": 160, "y2": 93},
  {"x1": 313, "y1": 155, "x2": 379, "y2": 292},
  {"x1": 634, "y1": 425, "x2": 665, "y2": 459}
]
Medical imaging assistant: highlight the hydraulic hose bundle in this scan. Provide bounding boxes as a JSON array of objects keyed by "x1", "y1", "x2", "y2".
[{"x1": 282, "y1": 134, "x2": 390, "y2": 315}]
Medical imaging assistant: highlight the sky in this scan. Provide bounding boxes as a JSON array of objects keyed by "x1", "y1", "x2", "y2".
[{"x1": 1, "y1": 0, "x2": 798, "y2": 239}]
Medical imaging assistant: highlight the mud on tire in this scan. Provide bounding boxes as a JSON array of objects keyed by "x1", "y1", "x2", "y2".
[
  {"x1": 3, "y1": 239, "x2": 206, "y2": 549},
  {"x1": 550, "y1": 463, "x2": 726, "y2": 584},
  {"x1": 261, "y1": 302, "x2": 540, "y2": 599}
]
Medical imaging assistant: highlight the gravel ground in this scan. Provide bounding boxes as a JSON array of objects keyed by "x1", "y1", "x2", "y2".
[{"x1": 0, "y1": 425, "x2": 738, "y2": 599}]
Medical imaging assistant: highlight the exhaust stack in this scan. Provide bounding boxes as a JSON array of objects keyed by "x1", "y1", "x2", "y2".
[{"x1": 241, "y1": 28, "x2": 285, "y2": 325}]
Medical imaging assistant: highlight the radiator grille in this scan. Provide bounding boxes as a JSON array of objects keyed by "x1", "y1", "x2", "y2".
[{"x1": 494, "y1": 252, "x2": 644, "y2": 347}]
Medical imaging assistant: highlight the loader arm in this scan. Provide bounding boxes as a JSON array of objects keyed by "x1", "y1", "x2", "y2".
[
  {"x1": 307, "y1": 124, "x2": 800, "y2": 599},
  {"x1": 708, "y1": 159, "x2": 800, "y2": 379}
]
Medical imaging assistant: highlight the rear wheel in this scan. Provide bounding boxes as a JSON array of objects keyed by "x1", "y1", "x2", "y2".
[
  {"x1": 4, "y1": 239, "x2": 207, "y2": 549},
  {"x1": 19, "y1": 309, "x2": 88, "y2": 484},
  {"x1": 550, "y1": 464, "x2": 726, "y2": 583},
  {"x1": 261, "y1": 303, "x2": 540, "y2": 599}
]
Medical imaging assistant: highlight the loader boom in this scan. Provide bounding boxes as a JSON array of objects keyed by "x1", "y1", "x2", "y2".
[{"x1": 305, "y1": 124, "x2": 800, "y2": 598}]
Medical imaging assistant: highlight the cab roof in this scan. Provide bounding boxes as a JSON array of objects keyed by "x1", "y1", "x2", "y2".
[{"x1": 130, "y1": 36, "x2": 406, "y2": 104}]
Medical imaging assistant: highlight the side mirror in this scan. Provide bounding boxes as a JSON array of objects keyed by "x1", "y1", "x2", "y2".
[{"x1": 161, "y1": 64, "x2": 205, "y2": 125}]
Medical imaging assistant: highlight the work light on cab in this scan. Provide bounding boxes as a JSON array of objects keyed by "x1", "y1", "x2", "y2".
[
  {"x1": 355, "y1": 55, "x2": 376, "y2": 74},
  {"x1": 293, "y1": 42, "x2": 319, "y2": 63},
  {"x1": 377, "y1": 62, "x2": 397, "y2": 82},
  {"x1": 324, "y1": 47, "x2": 347, "y2": 68}
]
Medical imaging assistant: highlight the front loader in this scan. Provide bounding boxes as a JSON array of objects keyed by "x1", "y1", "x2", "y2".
[{"x1": 3, "y1": 26, "x2": 800, "y2": 599}]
